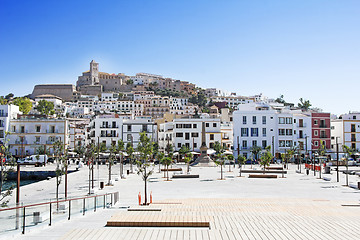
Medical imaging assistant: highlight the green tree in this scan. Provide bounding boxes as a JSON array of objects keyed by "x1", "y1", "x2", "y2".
[
  {"x1": 107, "y1": 142, "x2": 117, "y2": 186},
  {"x1": 85, "y1": 143, "x2": 96, "y2": 194},
  {"x1": 215, "y1": 153, "x2": 226, "y2": 180},
  {"x1": 53, "y1": 140, "x2": 65, "y2": 208},
  {"x1": 36, "y1": 100, "x2": 55, "y2": 116},
  {"x1": 157, "y1": 152, "x2": 165, "y2": 174},
  {"x1": 0, "y1": 96, "x2": 8, "y2": 105},
  {"x1": 237, "y1": 155, "x2": 246, "y2": 177},
  {"x1": 13, "y1": 97, "x2": 32, "y2": 114},
  {"x1": 281, "y1": 149, "x2": 294, "y2": 178},
  {"x1": 260, "y1": 147, "x2": 273, "y2": 174},
  {"x1": 126, "y1": 79, "x2": 134, "y2": 85},
  {"x1": 136, "y1": 132, "x2": 154, "y2": 205},
  {"x1": 0, "y1": 137, "x2": 16, "y2": 207},
  {"x1": 298, "y1": 98, "x2": 312, "y2": 111}
]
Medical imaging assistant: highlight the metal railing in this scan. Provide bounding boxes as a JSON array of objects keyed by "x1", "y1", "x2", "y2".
[{"x1": 0, "y1": 192, "x2": 119, "y2": 235}]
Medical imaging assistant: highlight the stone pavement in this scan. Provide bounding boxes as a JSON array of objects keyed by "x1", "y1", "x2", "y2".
[{"x1": 2, "y1": 163, "x2": 360, "y2": 239}]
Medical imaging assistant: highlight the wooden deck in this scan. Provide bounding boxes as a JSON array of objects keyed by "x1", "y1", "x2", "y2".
[{"x1": 61, "y1": 198, "x2": 360, "y2": 240}]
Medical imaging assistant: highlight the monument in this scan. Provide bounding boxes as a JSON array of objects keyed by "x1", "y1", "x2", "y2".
[{"x1": 192, "y1": 122, "x2": 216, "y2": 167}]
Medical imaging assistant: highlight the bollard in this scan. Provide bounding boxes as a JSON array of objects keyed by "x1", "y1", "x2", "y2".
[
  {"x1": 138, "y1": 192, "x2": 141, "y2": 206},
  {"x1": 150, "y1": 191, "x2": 152, "y2": 204}
]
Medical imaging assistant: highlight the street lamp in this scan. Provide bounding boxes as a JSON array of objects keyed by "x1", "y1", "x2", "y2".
[{"x1": 336, "y1": 137, "x2": 340, "y2": 182}]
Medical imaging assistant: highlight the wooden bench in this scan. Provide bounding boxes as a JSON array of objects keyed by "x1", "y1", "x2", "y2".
[
  {"x1": 172, "y1": 174, "x2": 199, "y2": 179},
  {"x1": 266, "y1": 167, "x2": 283, "y2": 170},
  {"x1": 249, "y1": 174, "x2": 277, "y2": 178},
  {"x1": 161, "y1": 168, "x2": 182, "y2": 172},
  {"x1": 242, "y1": 170, "x2": 287, "y2": 174}
]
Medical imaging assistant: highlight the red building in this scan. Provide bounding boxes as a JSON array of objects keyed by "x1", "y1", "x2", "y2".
[{"x1": 311, "y1": 112, "x2": 331, "y2": 152}]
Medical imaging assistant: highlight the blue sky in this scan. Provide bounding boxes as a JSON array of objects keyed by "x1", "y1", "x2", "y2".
[{"x1": 0, "y1": 0, "x2": 359, "y2": 115}]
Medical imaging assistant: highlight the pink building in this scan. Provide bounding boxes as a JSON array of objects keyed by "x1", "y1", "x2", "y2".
[{"x1": 311, "y1": 112, "x2": 331, "y2": 152}]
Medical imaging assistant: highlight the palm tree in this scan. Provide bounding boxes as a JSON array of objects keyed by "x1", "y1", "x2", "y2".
[
  {"x1": 53, "y1": 140, "x2": 65, "y2": 208},
  {"x1": 161, "y1": 157, "x2": 173, "y2": 181},
  {"x1": 250, "y1": 146, "x2": 262, "y2": 168},
  {"x1": 126, "y1": 142, "x2": 134, "y2": 173},
  {"x1": 342, "y1": 145, "x2": 355, "y2": 186},
  {"x1": 215, "y1": 152, "x2": 226, "y2": 180},
  {"x1": 107, "y1": 142, "x2": 117, "y2": 185},
  {"x1": 260, "y1": 147, "x2": 273, "y2": 174},
  {"x1": 157, "y1": 152, "x2": 165, "y2": 174},
  {"x1": 184, "y1": 153, "x2": 193, "y2": 174},
  {"x1": 298, "y1": 98, "x2": 312, "y2": 111},
  {"x1": 85, "y1": 143, "x2": 95, "y2": 194},
  {"x1": 237, "y1": 155, "x2": 246, "y2": 177},
  {"x1": 116, "y1": 140, "x2": 125, "y2": 178},
  {"x1": 179, "y1": 145, "x2": 191, "y2": 162},
  {"x1": 227, "y1": 155, "x2": 234, "y2": 172}
]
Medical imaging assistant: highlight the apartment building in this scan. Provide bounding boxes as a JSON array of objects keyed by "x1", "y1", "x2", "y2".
[
  {"x1": 87, "y1": 114, "x2": 156, "y2": 148},
  {"x1": 211, "y1": 96, "x2": 254, "y2": 109},
  {"x1": 0, "y1": 105, "x2": 21, "y2": 144},
  {"x1": 331, "y1": 112, "x2": 360, "y2": 151},
  {"x1": 8, "y1": 115, "x2": 69, "y2": 157},
  {"x1": 233, "y1": 103, "x2": 312, "y2": 159},
  {"x1": 311, "y1": 112, "x2": 331, "y2": 151}
]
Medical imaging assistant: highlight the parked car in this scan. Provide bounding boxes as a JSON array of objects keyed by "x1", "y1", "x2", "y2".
[{"x1": 17, "y1": 155, "x2": 48, "y2": 166}]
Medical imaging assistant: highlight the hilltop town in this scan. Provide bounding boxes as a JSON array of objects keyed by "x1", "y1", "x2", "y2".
[{"x1": 0, "y1": 60, "x2": 356, "y2": 160}]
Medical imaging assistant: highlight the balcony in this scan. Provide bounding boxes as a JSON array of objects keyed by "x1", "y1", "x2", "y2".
[
  {"x1": 0, "y1": 113, "x2": 8, "y2": 117},
  {"x1": 297, "y1": 124, "x2": 306, "y2": 128},
  {"x1": 47, "y1": 130, "x2": 59, "y2": 133},
  {"x1": 319, "y1": 124, "x2": 327, "y2": 128},
  {"x1": 100, "y1": 134, "x2": 118, "y2": 138},
  {"x1": 100, "y1": 125, "x2": 118, "y2": 129},
  {"x1": 46, "y1": 141, "x2": 55, "y2": 144},
  {"x1": 320, "y1": 135, "x2": 328, "y2": 139},
  {"x1": 15, "y1": 140, "x2": 28, "y2": 144}
]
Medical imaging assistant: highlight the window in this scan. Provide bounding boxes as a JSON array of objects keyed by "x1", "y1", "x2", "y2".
[
  {"x1": 314, "y1": 130, "x2": 318, "y2": 136},
  {"x1": 278, "y1": 118, "x2": 285, "y2": 124},
  {"x1": 194, "y1": 143, "x2": 197, "y2": 148},
  {"x1": 351, "y1": 124, "x2": 356, "y2": 132},
  {"x1": 241, "y1": 128, "x2": 248, "y2": 137},
  {"x1": 351, "y1": 134, "x2": 356, "y2": 142},
  {"x1": 243, "y1": 116, "x2": 247, "y2": 124},
  {"x1": 285, "y1": 118, "x2": 292, "y2": 124},
  {"x1": 176, "y1": 133, "x2": 183, "y2": 137},
  {"x1": 20, "y1": 126, "x2": 25, "y2": 133},
  {"x1": 191, "y1": 133, "x2": 199, "y2": 137},
  {"x1": 127, "y1": 125, "x2": 131, "y2": 132},
  {"x1": 314, "y1": 141, "x2": 318, "y2": 146},
  {"x1": 286, "y1": 129, "x2": 292, "y2": 136},
  {"x1": 185, "y1": 143, "x2": 190, "y2": 148},
  {"x1": 0, "y1": 130, "x2": 3, "y2": 138},
  {"x1": 262, "y1": 116, "x2": 266, "y2": 124},
  {"x1": 279, "y1": 140, "x2": 285, "y2": 147},
  {"x1": 178, "y1": 143, "x2": 182, "y2": 148},
  {"x1": 286, "y1": 140, "x2": 292, "y2": 147},
  {"x1": 242, "y1": 140, "x2": 247, "y2": 148},
  {"x1": 210, "y1": 134, "x2": 214, "y2": 140},
  {"x1": 185, "y1": 133, "x2": 190, "y2": 140},
  {"x1": 353, "y1": 116, "x2": 357, "y2": 120},
  {"x1": 35, "y1": 136, "x2": 40, "y2": 143},
  {"x1": 252, "y1": 116, "x2": 256, "y2": 124},
  {"x1": 193, "y1": 124, "x2": 197, "y2": 128},
  {"x1": 36, "y1": 126, "x2": 41, "y2": 132},
  {"x1": 206, "y1": 123, "x2": 209, "y2": 127},
  {"x1": 279, "y1": 129, "x2": 285, "y2": 136},
  {"x1": 127, "y1": 134, "x2": 132, "y2": 141},
  {"x1": 213, "y1": 123, "x2": 217, "y2": 127},
  {"x1": 262, "y1": 140, "x2": 267, "y2": 148},
  {"x1": 352, "y1": 143, "x2": 356, "y2": 149},
  {"x1": 262, "y1": 128, "x2": 266, "y2": 137},
  {"x1": 251, "y1": 128, "x2": 258, "y2": 137},
  {"x1": 210, "y1": 142, "x2": 214, "y2": 148},
  {"x1": 252, "y1": 140, "x2": 257, "y2": 147},
  {"x1": 314, "y1": 120, "x2": 318, "y2": 125}
]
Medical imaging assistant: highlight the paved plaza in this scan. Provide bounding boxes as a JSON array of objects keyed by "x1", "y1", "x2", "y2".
[{"x1": 2, "y1": 163, "x2": 360, "y2": 239}]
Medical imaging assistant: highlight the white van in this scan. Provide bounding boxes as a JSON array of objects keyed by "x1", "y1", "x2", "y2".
[{"x1": 18, "y1": 155, "x2": 48, "y2": 166}]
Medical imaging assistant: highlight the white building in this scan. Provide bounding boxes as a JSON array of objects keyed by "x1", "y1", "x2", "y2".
[
  {"x1": 69, "y1": 119, "x2": 90, "y2": 150},
  {"x1": 233, "y1": 103, "x2": 312, "y2": 159},
  {"x1": 172, "y1": 118, "x2": 222, "y2": 152},
  {"x1": 8, "y1": 116, "x2": 69, "y2": 157},
  {"x1": 0, "y1": 105, "x2": 21, "y2": 144},
  {"x1": 88, "y1": 114, "x2": 157, "y2": 148},
  {"x1": 211, "y1": 96, "x2": 254, "y2": 109},
  {"x1": 331, "y1": 112, "x2": 360, "y2": 152}
]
